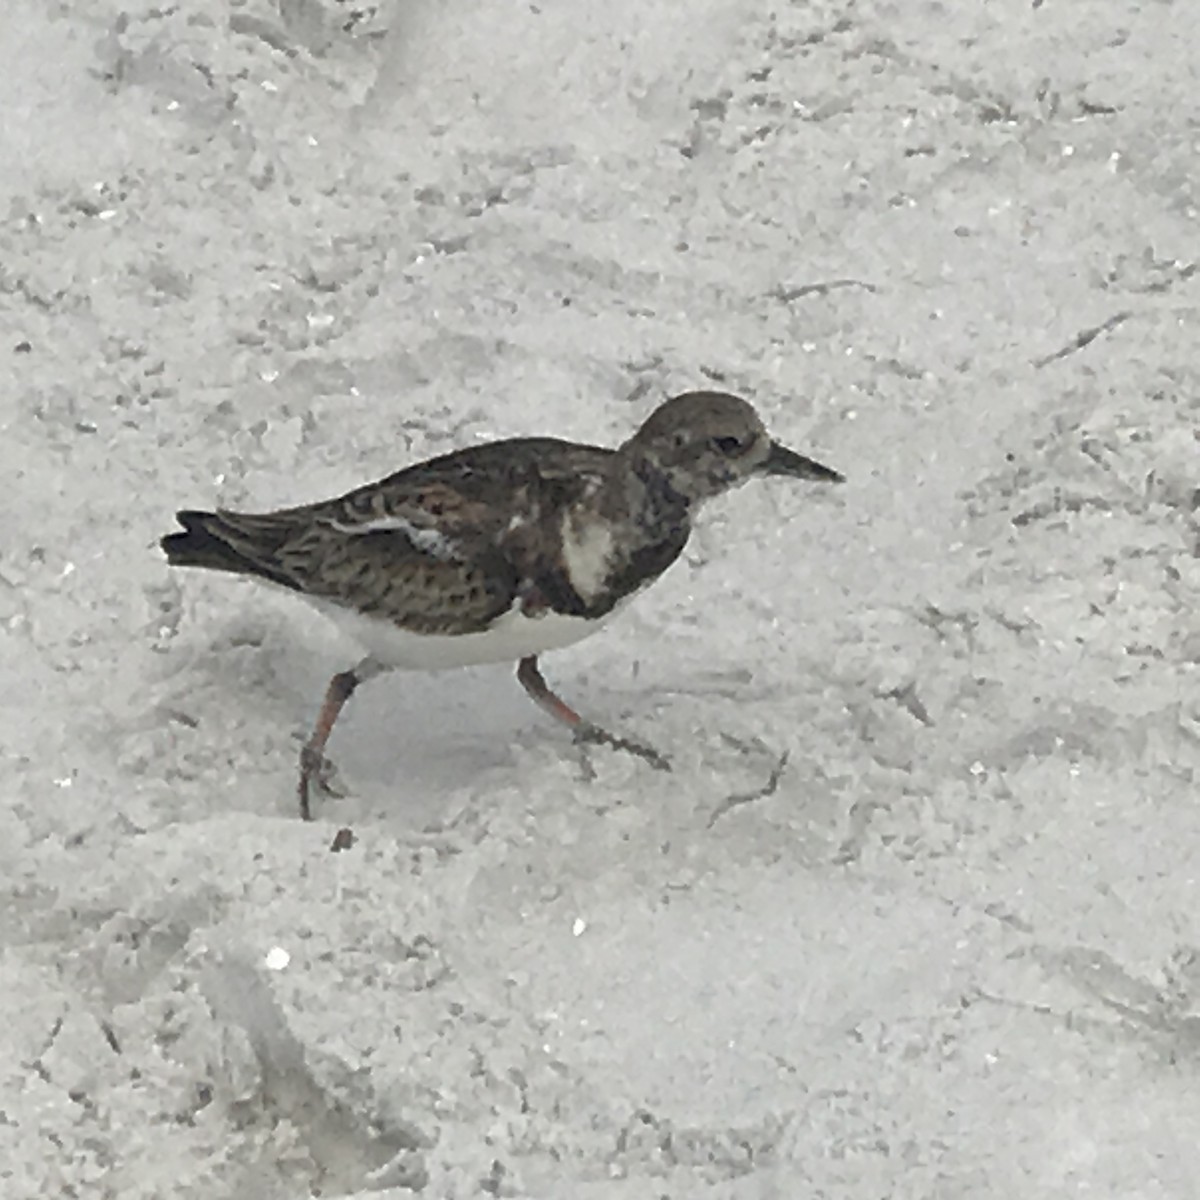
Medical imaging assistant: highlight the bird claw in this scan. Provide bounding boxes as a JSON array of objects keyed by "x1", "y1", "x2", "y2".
[
  {"x1": 298, "y1": 746, "x2": 348, "y2": 820},
  {"x1": 574, "y1": 722, "x2": 671, "y2": 772}
]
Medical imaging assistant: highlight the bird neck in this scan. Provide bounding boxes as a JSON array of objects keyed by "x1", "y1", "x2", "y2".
[{"x1": 615, "y1": 454, "x2": 693, "y2": 543}]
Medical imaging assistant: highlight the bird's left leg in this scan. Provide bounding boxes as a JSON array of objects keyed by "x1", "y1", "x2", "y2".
[{"x1": 299, "y1": 657, "x2": 385, "y2": 820}]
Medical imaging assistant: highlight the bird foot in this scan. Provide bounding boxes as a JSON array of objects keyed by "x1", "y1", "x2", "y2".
[
  {"x1": 298, "y1": 745, "x2": 348, "y2": 820},
  {"x1": 574, "y1": 721, "x2": 671, "y2": 772}
]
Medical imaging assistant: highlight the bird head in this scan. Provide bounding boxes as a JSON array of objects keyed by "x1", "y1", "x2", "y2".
[{"x1": 625, "y1": 391, "x2": 843, "y2": 504}]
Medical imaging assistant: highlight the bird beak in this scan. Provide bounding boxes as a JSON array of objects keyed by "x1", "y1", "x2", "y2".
[{"x1": 762, "y1": 441, "x2": 844, "y2": 483}]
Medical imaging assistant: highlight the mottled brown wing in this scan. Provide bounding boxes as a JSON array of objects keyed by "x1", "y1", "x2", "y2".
[
  {"x1": 272, "y1": 519, "x2": 521, "y2": 634},
  {"x1": 289, "y1": 437, "x2": 613, "y2": 631},
  {"x1": 164, "y1": 437, "x2": 615, "y2": 635},
  {"x1": 344, "y1": 436, "x2": 612, "y2": 517}
]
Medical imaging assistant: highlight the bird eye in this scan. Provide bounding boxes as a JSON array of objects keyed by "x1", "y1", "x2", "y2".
[{"x1": 712, "y1": 435, "x2": 744, "y2": 455}]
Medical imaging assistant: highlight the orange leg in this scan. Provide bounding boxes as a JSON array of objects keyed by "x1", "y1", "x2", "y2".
[
  {"x1": 516, "y1": 655, "x2": 670, "y2": 771},
  {"x1": 299, "y1": 659, "x2": 382, "y2": 820}
]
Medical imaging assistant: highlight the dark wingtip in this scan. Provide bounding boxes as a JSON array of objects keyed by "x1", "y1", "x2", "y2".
[
  {"x1": 167, "y1": 510, "x2": 208, "y2": 534},
  {"x1": 160, "y1": 510, "x2": 224, "y2": 566},
  {"x1": 763, "y1": 442, "x2": 844, "y2": 483},
  {"x1": 160, "y1": 509, "x2": 300, "y2": 589}
]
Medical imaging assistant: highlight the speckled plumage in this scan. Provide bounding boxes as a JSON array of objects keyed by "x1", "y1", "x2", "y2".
[{"x1": 161, "y1": 390, "x2": 843, "y2": 817}]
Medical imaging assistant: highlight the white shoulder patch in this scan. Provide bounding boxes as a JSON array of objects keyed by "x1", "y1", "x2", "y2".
[{"x1": 560, "y1": 511, "x2": 613, "y2": 600}]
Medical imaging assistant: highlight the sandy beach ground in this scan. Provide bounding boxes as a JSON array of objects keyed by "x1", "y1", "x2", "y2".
[{"x1": 2, "y1": 1, "x2": 1198, "y2": 1196}]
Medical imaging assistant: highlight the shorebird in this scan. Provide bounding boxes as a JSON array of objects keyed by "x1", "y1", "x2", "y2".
[{"x1": 162, "y1": 390, "x2": 843, "y2": 818}]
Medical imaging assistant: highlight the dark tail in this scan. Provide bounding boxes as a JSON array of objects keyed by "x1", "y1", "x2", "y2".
[{"x1": 160, "y1": 510, "x2": 297, "y2": 589}]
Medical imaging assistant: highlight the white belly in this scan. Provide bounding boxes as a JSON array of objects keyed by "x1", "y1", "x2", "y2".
[{"x1": 305, "y1": 596, "x2": 621, "y2": 670}]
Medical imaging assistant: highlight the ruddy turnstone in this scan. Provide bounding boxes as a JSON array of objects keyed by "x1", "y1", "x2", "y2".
[{"x1": 162, "y1": 390, "x2": 843, "y2": 818}]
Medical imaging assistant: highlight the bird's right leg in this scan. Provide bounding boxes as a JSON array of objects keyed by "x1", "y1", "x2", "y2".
[{"x1": 516, "y1": 655, "x2": 671, "y2": 771}]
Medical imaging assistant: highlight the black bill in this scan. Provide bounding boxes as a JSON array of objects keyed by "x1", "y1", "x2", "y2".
[{"x1": 762, "y1": 441, "x2": 844, "y2": 483}]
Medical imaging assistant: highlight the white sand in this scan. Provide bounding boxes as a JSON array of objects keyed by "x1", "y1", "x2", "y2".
[{"x1": 2, "y1": 1, "x2": 1198, "y2": 1195}]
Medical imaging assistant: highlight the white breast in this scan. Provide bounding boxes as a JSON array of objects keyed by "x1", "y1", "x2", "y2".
[{"x1": 305, "y1": 595, "x2": 619, "y2": 671}]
